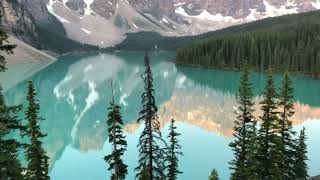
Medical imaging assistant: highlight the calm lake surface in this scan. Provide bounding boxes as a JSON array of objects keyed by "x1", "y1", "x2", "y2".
[{"x1": 1, "y1": 51, "x2": 319, "y2": 180}]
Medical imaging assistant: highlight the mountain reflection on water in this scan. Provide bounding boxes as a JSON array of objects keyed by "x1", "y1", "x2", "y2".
[{"x1": 1, "y1": 52, "x2": 320, "y2": 180}]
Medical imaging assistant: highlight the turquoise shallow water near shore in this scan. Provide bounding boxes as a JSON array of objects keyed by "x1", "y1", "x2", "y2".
[{"x1": 1, "y1": 51, "x2": 319, "y2": 180}]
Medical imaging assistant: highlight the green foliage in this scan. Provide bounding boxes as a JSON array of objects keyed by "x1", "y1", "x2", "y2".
[
  {"x1": 254, "y1": 73, "x2": 282, "y2": 179},
  {"x1": 208, "y1": 168, "x2": 219, "y2": 180},
  {"x1": 229, "y1": 66, "x2": 257, "y2": 180},
  {"x1": 278, "y1": 72, "x2": 297, "y2": 179},
  {"x1": 165, "y1": 119, "x2": 183, "y2": 180},
  {"x1": 135, "y1": 52, "x2": 166, "y2": 179},
  {"x1": 0, "y1": 23, "x2": 16, "y2": 72},
  {"x1": 138, "y1": 165, "x2": 151, "y2": 180},
  {"x1": 0, "y1": 23, "x2": 23, "y2": 179},
  {"x1": 293, "y1": 127, "x2": 309, "y2": 179},
  {"x1": 0, "y1": 85, "x2": 24, "y2": 180},
  {"x1": 24, "y1": 81, "x2": 49, "y2": 180},
  {"x1": 176, "y1": 11, "x2": 320, "y2": 77},
  {"x1": 104, "y1": 89, "x2": 128, "y2": 180}
]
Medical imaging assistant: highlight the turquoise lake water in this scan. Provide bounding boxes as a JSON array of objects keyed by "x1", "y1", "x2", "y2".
[{"x1": 1, "y1": 51, "x2": 319, "y2": 180}]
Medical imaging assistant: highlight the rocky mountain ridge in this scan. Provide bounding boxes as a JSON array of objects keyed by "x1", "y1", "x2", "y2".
[{"x1": 2, "y1": 0, "x2": 320, "y2": 49}]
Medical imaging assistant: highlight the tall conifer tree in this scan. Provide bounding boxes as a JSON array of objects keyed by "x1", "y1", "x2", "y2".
[
  {"x1": 24, "y1": 81, "x2": 49, "y2": 180},
  {"x1": 0, "y1": 86, "x2": 24, "y2": 180},
  {"x1": 293, "y1": 127, "x2": 308, "y2": 179},
  {"x1": 0, "y1": 21, "x2": 23, "y2": 179},
  {"x1": 0, "y1": 21, "x2": 16, "y2": 72},
  {"x1": 166, "y1": 119, "x2": 183, "y2": 180},
  {"x1": 208, "y1": 169, "x2": 219, "y2": 180},
  {"x1": 135, "y1": 52, "x2": 166, "y2": 179},
  {"x1": 229, "y1": 66, "x2": 257, "y2": 180},
  {"x1": 104, "y1": 83, "x2": 128, "y2": 180},
  {"x1": 255, "y1": 72, "x2": 282, "y2": 180},
  {"x1": 278, "y1": 72, "x2": 296, "y2": 179}
]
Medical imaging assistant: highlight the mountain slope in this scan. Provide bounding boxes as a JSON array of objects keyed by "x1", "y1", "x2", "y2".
[
  {"x1": 4, "y1": 36, "x2": 56, "y2": 64},
  {"x1": 25, "y1": 0, "x2": 320, "y2": 48},
  {"x1": 176, "y1": 10, "x2": 320, "y2": 76},
  {"x1": 0, "y1": 0, "x2": 99, "y2": 55},
  {"x1": 115, "y1": 9, "x2": 320, "y2": 50}
]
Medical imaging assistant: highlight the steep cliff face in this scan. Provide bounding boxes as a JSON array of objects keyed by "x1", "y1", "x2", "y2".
[
  {"x1": 0, "y1": 0, "x2": 40, "y2": 47},
  {"x1": 129, "y1": 0, "x2": 177, "y2": 19},
  {"x1": 19, "y1": 0, "x2": 53, "y2": 24},
  {"x1": 0, "y1": 0, "x2": 98, "y2": 55}
]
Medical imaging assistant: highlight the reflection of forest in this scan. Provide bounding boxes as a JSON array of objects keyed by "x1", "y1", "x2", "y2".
[{"x1": 126, "y1": 87, "x2": 320, "y2": 138}]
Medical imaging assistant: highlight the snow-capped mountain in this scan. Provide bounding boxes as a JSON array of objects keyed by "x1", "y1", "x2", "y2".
[{"x1": 13, "y1": 0, "x2": 320, "y2": 47}]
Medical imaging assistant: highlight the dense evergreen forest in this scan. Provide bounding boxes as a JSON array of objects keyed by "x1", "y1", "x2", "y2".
[{"x1": 176, "y1": 10, "x2": 320, "y2": 77}]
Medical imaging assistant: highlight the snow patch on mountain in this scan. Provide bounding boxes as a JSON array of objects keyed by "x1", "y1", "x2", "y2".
[
  {"x1": 246, "y1": 9, "x2": 258, "y2": 21},
  {"x1": 175, "y1": 7, "x2": 237, "y2": 23},
  {"x1": 81, "y1": 28, "x2": 92, "y2": 34},
  {"x1": 263, "y1": 0, "x2": 298, "y2": 17},
  {"x1": 311, "y1": 0, "x2": 320, "y2": 9},
  {"x1": 132, "y1": 22, "x2": 138, "y2": 29},
  {"x1": 47, "y1": 0, "x2": 70, "y2": 23},
  {"x1": 197, "y1": 10, "x2": 237, "y2": 22},
  {"x1": 175, "y1": 6, "x2": 189, "y2": 17},
  {"x1": 162, "y1": 17, "x2": 169, "y2": 23},
  {"x1": 83, "y1": 0, "x2": 94, "y2": 15}
]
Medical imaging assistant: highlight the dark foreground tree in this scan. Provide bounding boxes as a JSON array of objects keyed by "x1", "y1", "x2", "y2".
[
  {"x1": 229, "y1": 66, "x2": 257, "y2": 180},
  {"x1": 0, "y1": 22, "x2": 16, "y2": 72},
  {"x1": 208, "y1": 168, "x2": 219, "y2": 180},
  {"x1": 278, "y1": 72, "x2": 296, "y2": 179},
  {"x1": 0, "y1": 86, "x2": 23, "y2": 180},
  {"x1": 0, "y1": 15, "x2": 23, "y2": 179},
  {"x1": 135, "y1": 52, "x2": 166, "y2": 179},
  {"x1": 104, "y1": 85, "x2": 128, "y2": 180},
  {"x1": 293, "y1": 127, "x2": 308, "y2": 179},
  {"x1": 24, "y1": 81, "x2": 49, "y2": 180},
  {"x1": 166, "y1": 119, "x2": 183, "y2": 180},
  {"x1": 255, "y1": 72, "x2": 282, "y2": 180}
]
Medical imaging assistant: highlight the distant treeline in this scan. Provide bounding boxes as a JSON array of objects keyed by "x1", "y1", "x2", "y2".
[{"x1": 176, "y1": 11, "x2": 320, "y2": 77}]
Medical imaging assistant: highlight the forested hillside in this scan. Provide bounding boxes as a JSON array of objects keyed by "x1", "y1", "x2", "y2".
[{"x1": 176, "y1": 10, "x2": 320, "y2": 77}]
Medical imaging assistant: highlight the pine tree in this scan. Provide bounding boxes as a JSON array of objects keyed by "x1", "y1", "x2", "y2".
[
  {"x1": 138, "y1": 165, "x2": 151, "y2": 180},
  {"x1": 278, "y1": 72, "x2": 296, "y2": 179},
  {"x1": 0, "y1": 15, "x2": 23, "y2": 179},
  {"x1": 24, "y1": 81, "x2": 49, "y2": 180},
  {"x1": 0, "y1": 85, "x2": 24, "y2": 180},
  {"x1": 208, "y1": 168, "x2": 219, "y2": 180},
  {"x1": 255, "y1": 72, "x2": 282, "y2": 180},
  {"x1": 0, "y1": 22, "x2": 16, "y2": 72},
  {"x1": 166, "y1": 119, "x2": 183, "y2": 180},
  {"x1": 293, "y1": 127, "x2": 308, "y2": 179},
  {"x1": 104, "y1": 84, "x2": 128, "y2": 180},
  {"x1": 229, "y1": 66, "x2": 257, "y2": 180},
  {"x1": 135, "y1": 52, "x2": 166, "y2": 179}
]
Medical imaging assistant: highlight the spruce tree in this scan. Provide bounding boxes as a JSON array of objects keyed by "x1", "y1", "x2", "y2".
[
  {"x1": 229, "y1": 66, "x2": 257, "y2": 180},
  {"x1": 104, "y1": 85, "x2": 128, "y2": 180},
  {"x1": 0, "y1": 22, "x2": 16, "y2": 72},
  {"x1": 255, "y1": 72, "x2": 282, "y2": 180},
  {"x1": 135, "y1": 52, "x2": 166, "y2": 179},
  {"x1": 293, "y1": 127, "x2": 308, "y2": 179},
  {"x1": 278, "y1": 72, "x2": 296, "y2": 179},
  {"x1": 0, "y1": 85, "x2": 24, "y2": 180},
  {"x1": 208, "y1": 169, "x2": 219, "y2": 180},
  {"x1": 166, "y1": 119, "x2": 183, "y2": 180},
  {"x1": 24, "y1": 81, "x2": 49, "y2": 180},
  {"x1": 0, "y1": 17, "x2": 23, "y2": 179}
]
